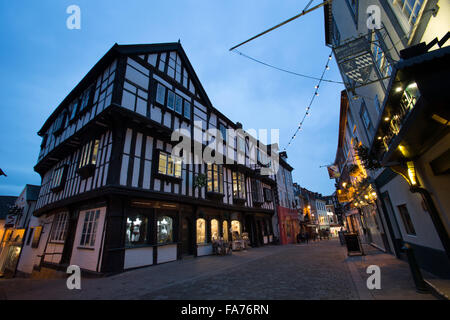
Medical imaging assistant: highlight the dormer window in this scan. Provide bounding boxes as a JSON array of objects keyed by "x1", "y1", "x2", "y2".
[
  {"x1": 77, "y1": 139, "x2": 100, "y2": 178},
  {"x1": 50, "y1": 165, "x2": 68, "y2": 192}
]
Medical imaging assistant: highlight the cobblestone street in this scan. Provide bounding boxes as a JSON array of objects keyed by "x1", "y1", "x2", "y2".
[{"x1": 0, "y1": 239, "x2": 437, "y2": 300}]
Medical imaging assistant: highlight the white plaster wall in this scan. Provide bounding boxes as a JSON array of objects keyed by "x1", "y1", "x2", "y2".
[
  {"x1": 380, "y1": 176, "x2": 444, "y2": 251},
  {"x1": 124, "y1": 247, "x2": 154, "y2": 269},
  {"x1": 197, "y1": 243, "x2": 213, "y2": 256},
  {"x1": 70, "y1": 207, "x2": 107, "y2": 272},
  {"x1": 416, "y1": 132, "x2": 450, "y2": 235},
  {"x1": 157, "y1": 244, "x2": 177, "y2": 264}
]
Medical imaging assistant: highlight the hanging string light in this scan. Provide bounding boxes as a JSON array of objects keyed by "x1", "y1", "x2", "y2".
[{"x1": 284, "y1": 51, "x2": 334, "y2": 151}]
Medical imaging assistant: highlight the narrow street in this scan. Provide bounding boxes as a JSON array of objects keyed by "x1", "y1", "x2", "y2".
[{"x1": 0, "y1": 239, "x2": 436, "y2": 300}]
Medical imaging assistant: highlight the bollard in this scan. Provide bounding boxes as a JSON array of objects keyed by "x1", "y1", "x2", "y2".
[{"x1": 402, "y1": 243, "x2": 429, "y2": 293}]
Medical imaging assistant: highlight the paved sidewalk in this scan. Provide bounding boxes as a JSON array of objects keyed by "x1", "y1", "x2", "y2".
[
  {"x1": 345, "y1": 244, "x2": 436, "y2": 300},
  {"x1": 0, "y1": 239, "x2": 437, "y2": 300}
]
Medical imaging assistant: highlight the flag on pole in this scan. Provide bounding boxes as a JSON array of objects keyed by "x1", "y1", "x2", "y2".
[{"x1": 0, "y1": 168, "x2": 7, "y2": 177}]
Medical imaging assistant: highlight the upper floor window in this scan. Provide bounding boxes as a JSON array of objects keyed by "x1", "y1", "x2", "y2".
[
  {"x1": 232, "y1": 172, "x2": 246, "y2": 199},
  {"x1": 371, "y1": 31, "x2": 393, "y2": 78},
  {"x1": 374, "y1": 94, "x2": 382, "y2": 114},
  {"x1": 157, "y1": 216, "x2": 173, "y2": 244},
  {"x1": 80, "y1": 209, "x2": 100, "y2": 248},
  {"x1": 251, "y1": 179, "x2": 264, "y2": 204},
  {"x1": 50, "y1": 212, "x2": 69, "y2": 243},
  {"x1": 360, "y1": 101, "x2": 375, "y2": 140},
  {"x1": 237, "y1": 137, "x2": 246, "y2": 153},
  {"x1": 158, "y1": 151, "x2": 182, "y2": 178},
  {"x1": 184, "y1": 101, "x2": 191, "y2": 119},
  {"x1": 263, "y1": 188, "x2": 273, "y2": 202},
  {"x1": 156, "y1": 83, "x2": 166, "y2": 105},
  {"x1": 50, "y1": 165, "x2": 68, "y2": 192},
  {"x1": 78, "y1": 139, "x2": 100, "y2": 175},
  {"x1": 207, "y1": 164, "x2": 223, "y2": 194},
  {"x1": 78, "y1": 86, "x2": 93, "y2": 113},
  {"x1": 219, "y1": 123, "x2": 227, "y2": 143},
  {"x1": 53, "y1": 111, "x2": 67, "y2": 136},
  {"x1": 167, "y1": 90, "x2": 175, "y2": 110},
  {"x1": 390, "y1": 0, "x2": 424, "y2": 27},
  {"x1": 40, "y1": 134, "x2": 48, "y2": 149}
]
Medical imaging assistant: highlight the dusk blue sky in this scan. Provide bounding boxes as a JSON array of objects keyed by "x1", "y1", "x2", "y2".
[{"x1": 0, "y1": 0, "x2": 344, "y2": 196}]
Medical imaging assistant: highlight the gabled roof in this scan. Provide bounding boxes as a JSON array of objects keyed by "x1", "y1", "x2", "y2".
[
  {"x1": 38, "y1": 42, "x2": 235, "y2": 136},
  {"x1": 0, "y1": 196, "x2": 17, "y2": 220}
]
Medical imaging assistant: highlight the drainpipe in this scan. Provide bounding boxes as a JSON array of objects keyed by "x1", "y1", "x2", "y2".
[{"x1": 410, "y1": 186, "x2": 450, "y2": 261}]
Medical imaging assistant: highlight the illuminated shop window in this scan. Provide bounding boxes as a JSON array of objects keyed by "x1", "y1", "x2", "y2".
[
  {"x1": 231, "y1": 220, "x2": 241, "y2": 240},
  {"x1": 196, "y1": 218, "x2": 206, "y2": 244},
  {"x1": 126, "y1": 215, "x2": 149, "y2": 247},
  {"x1": 157, "y1": 216, "x2": 173, "y2": 244},
  {"x1": 222, "y1": 220, "x2": 229, "y2": 242},
  {"x1": 211, "y1": 219, "x2": 219, "y2": 241}
]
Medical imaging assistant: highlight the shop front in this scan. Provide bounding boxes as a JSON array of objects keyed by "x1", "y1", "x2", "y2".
[{"x1": 277, "y1": 206, "x2": 300, "y2": 245}]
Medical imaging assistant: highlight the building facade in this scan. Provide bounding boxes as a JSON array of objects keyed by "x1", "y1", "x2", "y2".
[
  {"x1": 0, "y1": 185, "x2": 40, "y2": 277},
  {"x1": 274, "y1": 152, "x2": 298, "y2": 244},
  {"x1": 325, "y1": 0, "x2": 450, "y2": 278},
  {"x1": 30, "y1": 43, "x2": 278, "y2": 275}
]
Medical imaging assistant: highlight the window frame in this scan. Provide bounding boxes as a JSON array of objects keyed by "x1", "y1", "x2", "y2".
[
  {"x1": 79, "y1": 209, "x2": 101, "y2": 248},
  {"x1": 77, "y1": 139, "x2": 100, "y2": 178},
  {"x1": 50, "y1": 165, "x2": 68, "y2": 192},
  {"x1": 157, "y1": 150, "x2": 182, "y2": 180},
  {"x1": 50, "y1": 212, "x2": 69, "y2": 243},
  {"x1": 397, "y1": 204, "x2": 416, "y2": 236},
  {"x1": 207, "y1": 163, "x2": 224, "y2": 194},
  {"x1": 155, "y1": 83, "x2": 166, "y2": 106},
  {"x1": 232, "y1": 171, "x2": 246, "y2": 199},
  {"x1": 157, "y1": 215, "x2": 174, "y2": 244}
]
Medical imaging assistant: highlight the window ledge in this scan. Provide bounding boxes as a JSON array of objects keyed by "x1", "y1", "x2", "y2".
[
  {"x1": 233, "y1": 197, "x2": 246, "y2": 205},
  {"x1": 77, "y1": 164, "x2": 96, "y2": 179},
  {"x1": 77, "y1": 246, "x2": 95, "y2": 251},
  {"x1": 206, "y1": 191, "x2": 225, "y2": 201},
  {"x1": 155, "y1": 173, "x2": 182, "y2": 184}
]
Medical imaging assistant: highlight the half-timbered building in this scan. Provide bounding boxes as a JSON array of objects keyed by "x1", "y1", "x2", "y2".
[{"x1": 32, "y1": 42, "x2": 277, "y2": 275}]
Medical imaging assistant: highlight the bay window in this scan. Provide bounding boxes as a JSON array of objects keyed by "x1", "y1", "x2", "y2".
[
  {"x1": 156, "y1": 83, "x2": 166, "y2": 105},
  {"x1": 77, "y1": 139, "x2": 100, "y2": 178},
  {"x1": 158, "y1": 151, "x2": 182, "y2": 178}
]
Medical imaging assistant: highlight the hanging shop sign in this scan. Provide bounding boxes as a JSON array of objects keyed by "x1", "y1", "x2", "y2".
[
  {"x1": 327, "y1": 165, "x2": 341, "y2": 179},
  {"x1": 4, "y1": 213, "x2": 17, "y2": 228},
  {"x1": 333, "y1": 36, "x2": 376, "y2": 86}
]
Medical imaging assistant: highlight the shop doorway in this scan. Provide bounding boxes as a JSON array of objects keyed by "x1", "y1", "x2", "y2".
[{"x1": 181, "y1": 217, "x2": 193, "y2": 256}]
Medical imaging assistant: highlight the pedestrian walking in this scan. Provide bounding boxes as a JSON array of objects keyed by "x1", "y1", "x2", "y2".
[{"x1": 305, "y1": 231, "x2": 310, "y2": 244}]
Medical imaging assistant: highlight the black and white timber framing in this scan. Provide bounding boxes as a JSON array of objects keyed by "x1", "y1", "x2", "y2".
[{"x1": 32, "y1": 43, "x2": 278, "y2": 274}]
